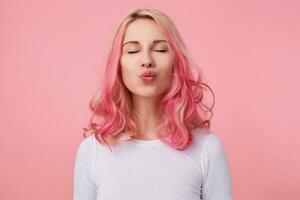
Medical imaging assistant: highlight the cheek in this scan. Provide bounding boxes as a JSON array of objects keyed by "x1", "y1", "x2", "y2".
[
  {"x1": 161, "y1": 59, "x2": 174, "y2": 90},
  {"x1": 156, "y1": 53, "x2": 173, "y2": 67},
  {"x1": 120, "y1": 61, "x2": 139, "y2": 91},
  {"x1": 120, "y1": 56, "x2": 133, "y2": 76},
  {"x1": 158, "y1": 65, "x2": 173, "y2": 89},
  {"x1": 121, "y1": 65, "x2": 134, "y2": 84},
  {"x1": 160, "y1": 58, "x2": 174, "y2": 78},
  {"x1": 120, "y1": 57, "x2": 138, "y2": 78},
  {"x1": 162, "y1": 68, "x2": 173, "y2": 83}
]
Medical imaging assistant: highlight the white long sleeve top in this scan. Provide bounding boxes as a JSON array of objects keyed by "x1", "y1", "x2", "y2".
[{"x1": 73, "y1": 128, "x2": 232, "y2": 200}]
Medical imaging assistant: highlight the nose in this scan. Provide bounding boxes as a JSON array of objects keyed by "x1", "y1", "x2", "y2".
[
  {"x1": 142, "y1": 62, "x2": 153, "y2": 67},
  {"x1": 141, "y1": 51, "x2": 154, "y2": 68}
]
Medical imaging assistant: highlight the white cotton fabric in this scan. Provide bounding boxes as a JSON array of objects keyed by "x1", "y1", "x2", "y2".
[{"x1": 73, "y1": 128, "x2": 232, "y2": 200}]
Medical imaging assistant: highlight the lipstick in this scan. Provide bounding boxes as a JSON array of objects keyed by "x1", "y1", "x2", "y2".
[{"x1": 140, "y1": 70, "x2": 158, "y2": 83}]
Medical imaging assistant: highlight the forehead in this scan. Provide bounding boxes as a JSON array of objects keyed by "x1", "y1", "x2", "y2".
[{"x1": 123, "y1": 18, "x2": 167, "y2": 44}]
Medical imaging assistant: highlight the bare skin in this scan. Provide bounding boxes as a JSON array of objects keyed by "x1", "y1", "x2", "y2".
[{"x1": 120, "y1": 18, "x2": 174, "y2": 140}]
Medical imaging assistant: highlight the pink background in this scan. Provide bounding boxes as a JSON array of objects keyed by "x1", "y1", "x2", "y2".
[{"x1": 1, "y1": 0, "x2": 299, "y2": 199}]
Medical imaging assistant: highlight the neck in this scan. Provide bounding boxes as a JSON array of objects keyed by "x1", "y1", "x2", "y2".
[{"x1": 131, "y1": 94, "x2": 163, "y2": 139}]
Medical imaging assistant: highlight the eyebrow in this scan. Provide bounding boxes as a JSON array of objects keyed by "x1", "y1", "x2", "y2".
[{"x1": 122, "y1": 40, "x2": 168, "y2": 47}]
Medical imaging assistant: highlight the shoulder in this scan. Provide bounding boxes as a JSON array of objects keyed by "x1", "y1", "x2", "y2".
[
  {"x1": 203, "y1": 132, "x2": 227, "y2": 159},
  {"x1": 75, "y1": 134, "x2": 97, "y2": 158},
  {"x1": 191, "y1": 128, "x2": 225, "y2": 151},
  {"x1": 78, "y1": 134, "x2": 96, "y2": 148},
  {"x1": 195, "y1": 130, "x2": 229, "y2": 169},
  {"x1": 186, "y1": 128, "x2": 228, "y2": 162},
  {"x1": 187, "y1": 128, "x2": 230, "y2": 171}
]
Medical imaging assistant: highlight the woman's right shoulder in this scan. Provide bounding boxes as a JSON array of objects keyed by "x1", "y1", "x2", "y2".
[
  {"x1": 80, "y1": 133, "x2": 96, "y2": 145},
  {"x1": 78, "y1": 133, "x2": 112, "y2": 154},
  {"x1": 76, "y1": 134, "x2": 98, "y2": 154}
]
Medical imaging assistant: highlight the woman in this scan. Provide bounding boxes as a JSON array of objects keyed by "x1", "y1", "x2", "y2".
[{"x1": 73, "y1": 7, "x2": 232, "y2": 200}]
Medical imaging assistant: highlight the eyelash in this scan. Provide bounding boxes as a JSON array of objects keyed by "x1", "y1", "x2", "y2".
[{"x1": 127, "y1": 50, "x2": 168, "y2": 54}]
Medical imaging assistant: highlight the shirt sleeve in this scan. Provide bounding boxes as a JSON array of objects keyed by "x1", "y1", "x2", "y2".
[
  {"x1": 201, "y1": 133, "x2": 233, "y2": 200},
  {"x1": 73, "y1": 136, "x2": 97, "y2": 200}
]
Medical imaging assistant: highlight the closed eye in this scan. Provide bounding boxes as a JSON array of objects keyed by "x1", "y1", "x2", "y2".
[
  {"x1": 127, "y1": 51, "x2": 139, "y2": 54},
  {"x1": 155, "y1": 50, "x2": 168, "y2": 53},
  {"x1": 127, "y1": 50, "x2": 168, "y2": 54}
]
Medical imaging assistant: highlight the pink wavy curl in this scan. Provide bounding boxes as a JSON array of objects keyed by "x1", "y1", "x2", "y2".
[{"x1": 82, "y1": 7, "x2": 215, "y2": 152}]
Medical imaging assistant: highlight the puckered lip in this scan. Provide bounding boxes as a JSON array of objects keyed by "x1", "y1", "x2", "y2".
[{"x1": 140, "y1": 70, "x2": 158, "y2": 77}]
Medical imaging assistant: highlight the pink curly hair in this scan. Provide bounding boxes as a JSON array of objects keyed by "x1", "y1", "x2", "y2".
[{"x1": 82, "y1": 7, "x2": 215, "y2": 152}]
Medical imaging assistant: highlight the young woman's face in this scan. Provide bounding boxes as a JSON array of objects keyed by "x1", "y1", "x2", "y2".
[{"x1": 120, "y1": 18, "x2": 174, "y2": 98}]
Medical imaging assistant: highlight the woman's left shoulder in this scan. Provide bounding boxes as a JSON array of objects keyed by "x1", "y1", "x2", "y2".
[{"x1": 190, "y1": 128, "x2": 227, "y2": 154}]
